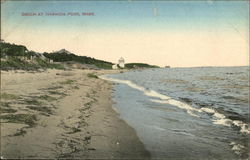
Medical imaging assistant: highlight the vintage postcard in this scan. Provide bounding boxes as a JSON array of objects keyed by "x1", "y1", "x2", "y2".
[{"x1": 0, "y1": 0, "x2": 249, "y2": 159}]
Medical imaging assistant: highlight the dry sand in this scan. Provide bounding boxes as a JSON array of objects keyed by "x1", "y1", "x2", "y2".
[{"x1": 0, "y1": 69, "x2": 150, "y2": 159}]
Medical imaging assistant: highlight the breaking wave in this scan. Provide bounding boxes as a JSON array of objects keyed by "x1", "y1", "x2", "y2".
[{"x1": 101, "y1": 75, "x2": 250, "y2": 135}]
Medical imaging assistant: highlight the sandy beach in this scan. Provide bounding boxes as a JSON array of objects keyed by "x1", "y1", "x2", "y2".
[{"x1": 0, "y1": 69, "x2": 150, "y2": 159}]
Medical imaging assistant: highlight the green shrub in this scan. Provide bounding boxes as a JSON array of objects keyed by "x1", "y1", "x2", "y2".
[
  {"x1": 0, "y1": 57, "x2": 64, "y2": 70},
  {"x1": 87, "y1": 73, "x2": 98, "y2": 79}
]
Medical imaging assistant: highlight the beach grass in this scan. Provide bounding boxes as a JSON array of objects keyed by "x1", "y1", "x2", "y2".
[
  {"x1": 68, "y1": 127, "x2": 81, "y2": 134},
  {"x1": 73, "y1": 86, "x2": 80, "y2": 90},
  {"x1": 0, "y1": 102, "x2": 17, "y2": 113},
  {"x1": 38, "y1": 95, "x2": 57, "y2": 102},
  {"x1": 0, "y1": 101, "x2": 11, "y2": 108},
  {"x1": 26, "y1": 106, "x2": 53, "y2": 115},
  {"x1": 87, "y1": 73, "x2": 98, "y2": 79},
  {"x1": 1, "y1": 93, "x2": 20, "y2": 100},
  {"x1": 45, "y1": 86, "x2": 64, "y2": 90},
  {"x1": 0, "y1": 114, "x2": 37, "y2": 127},
  {"x1": 12, "y1": 128, "x2": 27, "y2": 136},
  {"x1": 48, "y1": 91, "x2": 67, "y2": 96},
  {"x1": 59, "y1": 79, "x2": 76, "y2": 85},
  {"x1": 23, "y1": 99, "x2": 43, "y2": 105},
  {"x1": 1, "y1": 108, "x2": 17, "y2": 113}
]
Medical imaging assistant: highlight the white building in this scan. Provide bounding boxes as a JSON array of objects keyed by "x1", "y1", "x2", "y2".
[
  {"x1": 118, "y1": 57, "x2": 125, "y2": 68},
  {"x1": 112, "y1": 57, "x2": 125, "y2": 70}
]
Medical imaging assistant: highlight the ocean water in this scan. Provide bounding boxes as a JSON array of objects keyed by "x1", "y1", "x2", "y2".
[{"x1": 101, "y1": 66, "x2": 249, "y2": 159}]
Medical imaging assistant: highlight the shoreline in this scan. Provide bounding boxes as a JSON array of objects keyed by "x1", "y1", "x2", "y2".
[
  {"x1": 0, "y1": 69, "x2": 150, "y2": 159},
  {"x1": 100, "y1": 67, "x2": 249, "y2": 159}
]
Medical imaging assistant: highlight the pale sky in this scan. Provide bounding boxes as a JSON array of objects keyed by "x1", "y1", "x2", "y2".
[{"x1": 1, "y1": 1, "x2": 249, "y2": 67}]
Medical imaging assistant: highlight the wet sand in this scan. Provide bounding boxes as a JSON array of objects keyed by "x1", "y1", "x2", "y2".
[{"x1": 0, "y1": 69, "x2": 150, "y2": 159}]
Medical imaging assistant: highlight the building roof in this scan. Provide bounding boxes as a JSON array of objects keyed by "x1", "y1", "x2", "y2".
[{"x1": 119, "y1": 57, "x2": 124, "y2": 62}]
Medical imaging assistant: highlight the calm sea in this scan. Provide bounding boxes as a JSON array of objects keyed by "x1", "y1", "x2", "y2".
[{"x1": 101, "y1": 66, "x2": 249, "y2": 159}]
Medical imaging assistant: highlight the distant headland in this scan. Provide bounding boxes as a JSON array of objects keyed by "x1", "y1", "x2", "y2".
[{"x1": 0, "y1": 40, "x2": 160, "y2": 70}]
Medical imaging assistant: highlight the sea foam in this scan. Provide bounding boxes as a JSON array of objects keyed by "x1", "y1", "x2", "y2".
[{"x1": 100, "y1": 75, "x2": 250, "y2": 134}]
